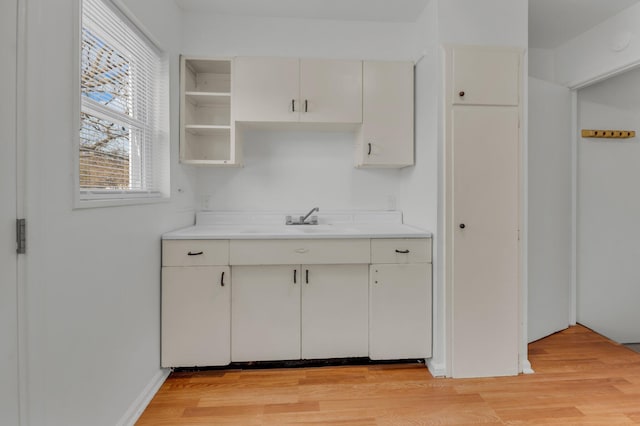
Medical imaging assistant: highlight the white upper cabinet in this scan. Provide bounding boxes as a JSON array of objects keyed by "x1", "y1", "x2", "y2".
[
  {"x1": 233, "y1": 57, "x2": 300, "y2": 122},
  {"x1": 234, "y1": 57, "x2": 362, "y2": 123},
  {"x1": 356, "y1": 61, "x2": 414, "y2": 168},
  {"x1": 299, "y1": 59, "x2": 362, "y2": 123},
  {"x1": 452, "y1": 47, "x2": 520, "y2": 106},
  {"x1": 180, "y1": 57, "x2": 242, "y2": 166}
]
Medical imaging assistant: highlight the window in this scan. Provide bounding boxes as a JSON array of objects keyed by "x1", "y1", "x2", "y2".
[{"x1": 79, "y1": 0, "x2": 167, "y2": 204}]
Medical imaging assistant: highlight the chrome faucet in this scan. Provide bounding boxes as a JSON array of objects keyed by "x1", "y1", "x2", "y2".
[
  {"x1": 286, "y1": 207, "x2": 319, "y2": 225},
  {"x1": 301, "y1": 207, "x2": 319, "y2": 223}
]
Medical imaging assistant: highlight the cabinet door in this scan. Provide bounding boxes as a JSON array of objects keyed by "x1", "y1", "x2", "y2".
[
  {"x1": 452, "y1": 47, "x2": 520, "y2": 106},
  {"x1": 301, "y1": 264, "x2": 369, "y2": 359},
  {"x1": 234, "y1": 57, "x2": 299, "y2": 122},
  {"x1": 231, "y1": 265, "x2": 301, "y2": 361},
  {"x1": 357, "y1": 61, "x2": 414, "y2": 167},
  {"x1": 369, "y1": 263, "x2": 432, "y2": 360},
  {"x1": 161, "y1": 266, "x2": 230, "y2": 367},
  {"x1": 300, "y1": 59, "x2": 362, "y2": 123}
]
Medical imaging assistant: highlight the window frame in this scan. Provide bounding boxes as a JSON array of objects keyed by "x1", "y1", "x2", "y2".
[{"x1": 73, "y1": 0, "x2": 170, "y2": 209}]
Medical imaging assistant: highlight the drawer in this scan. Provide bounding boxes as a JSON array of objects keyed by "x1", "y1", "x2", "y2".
[
  {"x1": 371, "y1": 238, "x2": 431, "y2": 264},
  {"x1": 230, "y1": 239, "x2": 370, "y2": 265},
  {"x1": 162, "y1": 240, "x2": 229, "y2": 266}
]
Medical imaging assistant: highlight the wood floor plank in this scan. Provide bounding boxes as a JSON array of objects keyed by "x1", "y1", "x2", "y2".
[{"x1": 137, "y1": 325, "x2": 640, "y2": 425}]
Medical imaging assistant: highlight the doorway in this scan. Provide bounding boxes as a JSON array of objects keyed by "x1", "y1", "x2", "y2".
[{"x1": 576, "y1": 67, "x2": 640, "y2": 344}]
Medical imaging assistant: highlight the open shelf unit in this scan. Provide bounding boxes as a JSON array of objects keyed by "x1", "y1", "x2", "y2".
[{"x1": 180, "y1": 57, "x2": 241, "y2": 166}]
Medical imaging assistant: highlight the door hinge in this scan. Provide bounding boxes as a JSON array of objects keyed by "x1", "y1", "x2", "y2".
[{"x1": 16, "y1": 218, "x2": 26, "y2": 254}]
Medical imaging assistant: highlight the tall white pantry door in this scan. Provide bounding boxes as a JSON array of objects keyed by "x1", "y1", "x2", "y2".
[
  {"x1": 0, "y1": 0, "x2": 21, "y2": 423},
  {"x1": 451, "y1": 106, "x2": 520, "y2": 378}
]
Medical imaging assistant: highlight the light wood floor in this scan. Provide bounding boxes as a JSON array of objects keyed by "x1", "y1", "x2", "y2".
[{"x1": 137, "y1": 325, "x2": 640, "y2": 425}]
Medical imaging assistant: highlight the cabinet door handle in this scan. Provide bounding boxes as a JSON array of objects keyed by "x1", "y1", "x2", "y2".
[
  {"x1": 304, "y1": 99, "x2": 308, "y2": 112},
  {"x1": 395, "y1": 249, "x2": 410, "y2": 254},
  {"x1": 368, "y1": 143, "x2": 372, "y2": 156},
  {"x1": 305, "y1": 269, "x2": 309, "y2": 284},
  {"x1": 291, "y1": 99, "x2": 296, "y2": 112},
  {"x1": 220, "y1": 271, "x2": 225, "y2": 287},
  {"x1": 293, "y1": 269, "x2": 297, "y2": 284},
  {"x1": 187, "y1": 251, "x2": 203, "y2": 256}
]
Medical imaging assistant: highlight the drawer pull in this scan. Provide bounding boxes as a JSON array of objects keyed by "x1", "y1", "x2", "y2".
[
  {"x1": 294, "y1": 248, "x2": 309, "y2": 254},
  {"x1": 395, "y1": 249, "x2": 410, "y2": 254},
  {"x1": 187, "y1": 251, "x2": 204, "y2": 256},
  {"x1": 220, "y1": 271, "x2": 225, "y2": 287}
]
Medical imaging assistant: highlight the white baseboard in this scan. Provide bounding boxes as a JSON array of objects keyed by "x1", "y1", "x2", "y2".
[
  {"x1": 426, "y1": 358, "x2": 447, "y2": 377},
  {"x1": 521, "y1": 358, "x2": 534, "y2": 374},
  {"x1": 116, "y1": 368, "x2": 170, "y2": 426}
]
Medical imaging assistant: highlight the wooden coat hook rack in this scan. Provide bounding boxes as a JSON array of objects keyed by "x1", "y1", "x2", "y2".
[{"x1": 581, "y1": 129, "x2": 636, "y2": 139}]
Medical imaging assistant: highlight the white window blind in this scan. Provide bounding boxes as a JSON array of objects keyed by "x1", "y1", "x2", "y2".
[{"x1": 80, "y1": 0, "x2": 164, "y2": 200}]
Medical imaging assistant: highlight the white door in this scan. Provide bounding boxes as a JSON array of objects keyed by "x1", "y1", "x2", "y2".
[
  {"x1": 299, "y1": 59, "x2": 362, "y2": 123},
  {"x1": 161, "y1": 266, "x2": 230, "y2": 367},
  {"x1": 451, "y1": 106, "x2": 520, "y2": 378},
  {"x1": 0, "y1": 0, "x2": 20, "y2": 423},
  {"x1": 528, "y1": 77, "x2": 572, "y2": 342},
  {"x1": 301, "y1": 264, "x2": 368, "y2": 359},
  {"x1": 233, "y1": 57, "x2": 299, "y2": 122},
  {"x1": 231, "y1": 265, "x2": 301, "y2": 362}
]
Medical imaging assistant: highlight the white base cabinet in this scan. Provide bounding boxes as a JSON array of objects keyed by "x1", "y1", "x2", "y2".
[
  {"x1": 370, "y1": 264, "x2": 432, "y2": 359},
  {"x1": 301, "y1": 264, "x2": 369, "y2": 359},
  {"x1": 369, "y1": 238, "x2": 432, "y2": 360},
  {"x1": 162, "y1": 237, "x2": 432, "y2": 366},
  {"x1": 231, "y1": 264, "x2": 369, "y2": 362},
  {"x1": 231, "y1": 265, "x2": 301, "y2": 362},
  {"x1": 161, "y1": 266, "x2": 230, "y2": 367}
]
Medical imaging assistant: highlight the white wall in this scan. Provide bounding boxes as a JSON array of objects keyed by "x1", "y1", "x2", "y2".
[
  {"x1": 199, "y1": 130, "x2": 401, "y2": 211},
  {"x1": 22, "y1": 0, "x2": 193, "y2": 424},
  {"x1": 529, "y1": 48, "x2": 555, "y2": 82},
  {"x1": 527, "y1": 77, "x2": 572, "y2": 343},
  {"x1": 181, "y1": 12, "x2": 419, "y2": 212},
  {"x1": 555, "y1": 2, "x2": 640, "y2": 88},
  {"x1": 398, "y1": 0, "x2": 441, "y2": 372},
  {"x1": 437, "y1": 0, "x2": 528, "y2": 47},
  {"x1": 577, "y1": 68, "x2": 640, "y2": 343},
  {"x1": 182, "y1": 13, "x2": 418, "y2": 60}
]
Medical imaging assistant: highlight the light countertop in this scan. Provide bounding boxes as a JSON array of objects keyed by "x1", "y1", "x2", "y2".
[{"x1": 162, "y1": 210, "x2": 431, "y2": 240}]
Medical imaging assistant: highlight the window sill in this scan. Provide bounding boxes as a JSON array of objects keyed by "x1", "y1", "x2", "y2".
[{"x1": 74, "y1": 193, "x2": 170, "y2": 209}]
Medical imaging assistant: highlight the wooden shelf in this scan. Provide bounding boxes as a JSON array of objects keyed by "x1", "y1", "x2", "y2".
[
  {"x1": 185, "y1": 92, "x2": 231, "y2": 107},
  {"x1": 185, "y1": 125, "x2": 231, "y2": 136}
]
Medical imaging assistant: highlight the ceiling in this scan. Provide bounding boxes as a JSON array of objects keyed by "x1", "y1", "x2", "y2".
[
  {"x1": 174, "y1": 0, "x2": 430, "y2": 23},
  {"x1": 529, "y1": 0, "x2": 640, "y2": 49},
  {"x1": 175, "y1": 0, "x2": 640, "y2": 48}
]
